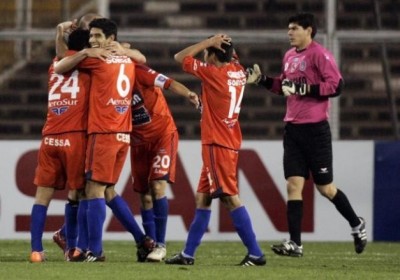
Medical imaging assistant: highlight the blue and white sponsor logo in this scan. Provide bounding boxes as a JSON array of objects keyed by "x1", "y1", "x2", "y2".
[
  {"x1": 115, "y1": 106, "x2": 129, "y2": 114},
  {"x1": 155, "y1": 74, "x2": 169, "y2": 88},
  {"x1": 51, "y1": 106, "x2": 69, "y2": 115}
]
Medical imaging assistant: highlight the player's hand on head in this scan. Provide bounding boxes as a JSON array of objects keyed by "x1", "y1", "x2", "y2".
[
  {"x1": 70, "y1": 19, "x2": 78, "y2": 31},
  {"x1": 57, "y1": 19, "x2": 78, "y2": 35},
  {"x1": 209, "y1": 34, "x2": 231, "y2": 52},
  {"x1": 246, "y1": 64, "x2": 262, "y2": 84},
  {"x1": 281, "y1": 79, "x2": 308, "y2": 96}
]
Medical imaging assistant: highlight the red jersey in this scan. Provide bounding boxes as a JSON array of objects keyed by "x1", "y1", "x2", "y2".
[
  {"x1": 131, "y1": 64, "x2": 177, "y2": 144},
  {"x1": 70, "y1": 50, "x2": 135, "y2": 134},
  {"x1": 182, "y1": 56, "x2": 246, "y2": 150},
  {"x1": 42, "y1": 57, "x2": 90, "y2": 135}
]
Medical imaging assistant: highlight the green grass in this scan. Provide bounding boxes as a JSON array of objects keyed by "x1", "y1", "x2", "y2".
[{"x1": 0, "y1": 240, "x2": 399, "y2": 280}]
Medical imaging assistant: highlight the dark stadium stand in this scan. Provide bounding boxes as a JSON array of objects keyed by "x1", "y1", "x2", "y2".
[{"x1": 0, "y1": 0, "x2": 399, "y2": 140}]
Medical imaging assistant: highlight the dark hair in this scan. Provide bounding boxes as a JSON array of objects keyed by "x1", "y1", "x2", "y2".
[
  {"x1": 206, "y1": 41, "x2": 233, "y2": 63},
  {"x1": 89, "y1": 18, "x2": 118, "y2": 40},
  {"x1": 288, "y1": 13, "x2": 317, "y2": 39},
  {"x1": 67, "y1": 28, "x2": 90, "y2": 51}
]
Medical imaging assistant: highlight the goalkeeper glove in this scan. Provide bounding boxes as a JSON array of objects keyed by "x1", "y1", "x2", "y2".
[
  {"x1": 246, "y1": 64, "x2": 262, "y2": 84},
  {"x1": 281, "y1": 79, "x2": 308, "y2": 96}
]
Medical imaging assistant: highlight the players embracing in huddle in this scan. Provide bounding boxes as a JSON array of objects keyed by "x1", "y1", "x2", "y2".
[
  {"x1": 29, "y1": 11, "x2": 366, "y2": 266},
  {"x1": 30, "y1": 14, "x2": 199, "y2": 263}
]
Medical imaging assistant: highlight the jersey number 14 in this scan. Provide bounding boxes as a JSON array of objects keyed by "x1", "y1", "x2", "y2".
[{"x1": 228, "y1": 85, "x2": 244, "y2": 118}]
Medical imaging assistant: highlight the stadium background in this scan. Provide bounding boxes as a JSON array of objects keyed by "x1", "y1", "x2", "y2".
[{"x1": 0, "y1": 0, "x2": 399, "y2": 241}]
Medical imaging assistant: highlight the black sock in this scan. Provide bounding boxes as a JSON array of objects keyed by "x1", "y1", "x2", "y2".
[
  {"x1": 287, "y1": 200, "x2": 303, "y2": 246},
  {"x1": 330, "y1": 189, "x2": 360, "y2": 227}
]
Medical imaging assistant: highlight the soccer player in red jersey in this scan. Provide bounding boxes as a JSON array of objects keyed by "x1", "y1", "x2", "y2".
[
  {"x1": 50, "y1": 19, "x2": 79, "y2": 258},
  {"x1": 51, "y1": 15, "x2": 103, "y2": 258},
  {"x1": 246, "y1": 13, "x2": 367, "y2": 257},
  {"x1": 54, "y1": 18, "x2": 152, "y2": 262},
  {"x1": 51, "y1": 15, "x2": 106, "y2": 260},
  {"x1": 29, "y1": 28, "x2": 91, "y2": 263},
  {"x1": 130, "y1": 64, "x2": 199, "y2": 262},
  {"x1": 52, "y1": 15, "x2": 153, "y2": 262},
  {"x1": 165, "y1": 35, "x2": 266, "y2": 266}
]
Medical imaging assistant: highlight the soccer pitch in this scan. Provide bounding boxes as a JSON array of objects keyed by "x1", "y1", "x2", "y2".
[{"x1": 0, "y1": 241, "x2": 399, "y2": 280}]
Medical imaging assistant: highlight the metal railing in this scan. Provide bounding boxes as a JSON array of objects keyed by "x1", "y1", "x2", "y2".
[{"x1": 0, "y1": 0, "x2": 399, "y2": 139}]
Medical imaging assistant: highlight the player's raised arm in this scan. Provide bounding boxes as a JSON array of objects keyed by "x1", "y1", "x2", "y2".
[
  {"x1": 168, "y1": 80, "x2": 199, "y2": 109},
  {"x1": 54, "y1": 47, "x2": 111, "y2": 74},
  {"x1": 55, "y1": 20, "x2": 77, "y2": 59},
  {"x1": 174, "y1": 34, "x2": 231, "y2": 63}
]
